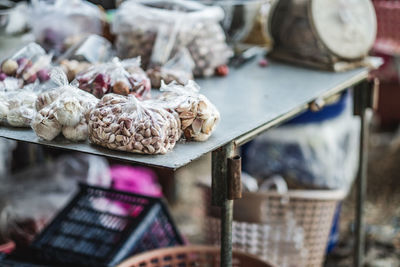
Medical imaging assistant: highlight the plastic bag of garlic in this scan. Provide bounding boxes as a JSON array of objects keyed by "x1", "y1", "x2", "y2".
[
  {"x1": 88, "y1": 94, "x2": 181, "y2": 155},
  {"x1": 72, "y1": 57, "x2": 151, "y2": 99},
  {"x1": 0, "y1": 90, "x2": 37, "y2": 127},
  {"x1": 32, "y1": 69, "x2": 99, "y2": 141},
  {"x1": 157, "y1": 80, "x2": 220, "y2": 141},
  {"x1": 112, "y1": 0, "x2": 232, "y2": 77}
]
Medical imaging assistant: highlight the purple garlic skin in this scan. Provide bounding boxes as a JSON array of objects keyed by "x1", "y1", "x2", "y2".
[
  {"x1": 37, "y1": 69, "x2": 50, "y2": 82},
  {"x1": 0, "y1": 73, "x2": 6, "y2": 81},
  {"x1": 25, "y1": 73, "x2": 37, "y2": 84}
]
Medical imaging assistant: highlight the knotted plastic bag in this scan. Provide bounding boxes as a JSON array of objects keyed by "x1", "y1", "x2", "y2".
[
  {"x1": 157, "y1": 80, "x2": 220, "y2": 141},
  {"x1": 88, "y1": 94, "x2": 181, "y2": 154},
  {"x1": 32, "y1": 69, "x2": 98, "y2": 141},
  {"x1": 1, "y1": 42, "x2": 52, "y2": 87},
  {"x1": 73, "y1": 57, "x2": 151, "y2": 99}
]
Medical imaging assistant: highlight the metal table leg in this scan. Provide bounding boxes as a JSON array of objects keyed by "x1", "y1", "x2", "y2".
[
  {"x1": 353, "y1": 80, "x2": 376, "y2": 267},
  {"x1": 212, "y1": 142, "x2": 235, "y2": 267}
]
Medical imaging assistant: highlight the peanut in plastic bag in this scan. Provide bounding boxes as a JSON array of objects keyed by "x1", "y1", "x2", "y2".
[
  {"x1": 157, "y1": 80, "x2": 220, "y2": 141},
  {"x1": 73, "y1": 57, "x2": 151, "y2": 99},
  {"x1": 30, "y1": 0, "x2": 103, "y2": 56},
  {"x1": 88, "y1": 94, "x2": 181, "y2": 154},
  {"x1": 112, "y1": 0, "x2": 232, "y2": 76}
]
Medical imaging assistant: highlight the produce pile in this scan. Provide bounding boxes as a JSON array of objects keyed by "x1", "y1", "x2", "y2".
[
  {"x1": 0, "y1": 0, "x2": 230, "y2": 154},
  {"x1": 0, "y1": 44, "x2": 221, "y2": 154}
]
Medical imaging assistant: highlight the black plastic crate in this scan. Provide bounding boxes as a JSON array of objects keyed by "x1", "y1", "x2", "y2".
[
  {"x1": 31, "y1": 184, "x2": 184, "y2": 267},
  {"x1": 0, "y1": 253, "x2": 49, "y2": 267}
]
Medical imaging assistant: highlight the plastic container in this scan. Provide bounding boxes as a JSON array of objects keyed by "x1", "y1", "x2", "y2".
[
  {"x1": 31, "y1": 184, "x2": 184, "y2": 267},
  {"x1": 117, "y1": 245, "x2": 276, "y2": 267},
  {"x1": 200, "y1": 186, "x2": 345, "y2": 267}
]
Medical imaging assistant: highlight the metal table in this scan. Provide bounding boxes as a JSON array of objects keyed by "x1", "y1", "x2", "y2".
[{"x1": 0, "y1": 58, "x2": 373, "y2": 267}]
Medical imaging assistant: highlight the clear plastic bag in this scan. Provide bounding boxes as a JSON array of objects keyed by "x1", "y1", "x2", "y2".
[
  {"x1": 73, "y1": 57, "x2": 151, "y2": 99},
  {"x1": 244, "y1": 103, "x2": 360, "y2": 193},
  {"x1": 0, "y1": 77, "x2": 23, "y2": 92},
  {"x1": 0, "y1": 154, "x2": 111, "y2": 245},
  {"x1": 62, "y1": 118, "x2": 88, "y2": 142},
  {"x1": 32, "y1": 69, "x2": 98, "y2": 141},
  {"x1": 29, "y1": 0, "x2": 103, "y2": 56},
  {"x1": 58, "y1": 34, "x2": 114, "y2": 82},
  {"x1": 112, "y1": 0, "x2": 232, "y2": 76},
  {"x1": 31, "y1": 104, "x2": 63, "y2": 141},
  {"x1": 0, "y1": 43, "x2": 52, "y2": 86},
  {"x1": 157, "y1": 80, "x2": 220, "y2": 141},
  {"x1": 146, "y1": 48, "x2": 194, "y2": 89},
  {"x1": 59, "y1": 34, "x2": 114, "y2": 64},
  {"x1": 88, "y1": 94, "x2": 181, "y2": 154},
  {"x1": 4, "y1": 90, "x2": 37, "y2": 127}
]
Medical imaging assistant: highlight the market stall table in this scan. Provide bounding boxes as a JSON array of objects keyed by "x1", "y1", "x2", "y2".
[{"x1": 0, "y1": 58, "x2": 372, "y2": 267}]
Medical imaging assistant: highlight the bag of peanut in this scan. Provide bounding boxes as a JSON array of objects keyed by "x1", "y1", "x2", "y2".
[
  {"x1": 88, "y1": 94, "x2": 181, "y2": 154},
  {"x1": 157, "y1": 80, "x2": 220, "y2": 141}
]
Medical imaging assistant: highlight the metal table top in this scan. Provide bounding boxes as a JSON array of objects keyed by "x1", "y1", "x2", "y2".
[{"x1": 0, "y1": 59, "x2": 368, "y2": 169}]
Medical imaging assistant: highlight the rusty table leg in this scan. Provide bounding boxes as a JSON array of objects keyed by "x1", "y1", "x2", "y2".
[
  {"x1": 353, "y1": 79, "x2": 376, "y2": 267},
  {"x1": 212, "y1": 142, "x2": 235, "y2": 267}
]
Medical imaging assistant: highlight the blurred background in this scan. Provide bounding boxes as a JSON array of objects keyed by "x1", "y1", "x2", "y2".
[{"x1": 0, "y1": 0, "x2": 399, "y2": 266}]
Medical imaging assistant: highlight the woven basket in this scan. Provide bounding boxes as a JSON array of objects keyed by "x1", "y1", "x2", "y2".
[
  {"x1": 117, "y1": 245, "x2": 276, "y2": 267},
  {"x1": 200, "y1": 186, "x2": 345, "y2": 267}
]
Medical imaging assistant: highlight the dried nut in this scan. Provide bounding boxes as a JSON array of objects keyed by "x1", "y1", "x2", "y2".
[
  {"x1": 109, "y1": 134, "x2": 115, "y2": 143},
  {"x1": 135, "y1": 133, "x2": 143, "y2": 141},
  {"x1": 141, "y1": 138, "x2": 151, "y2": 146},
  {"x1": 144, "y1": 128, "x2": 151, "y2": 138},
  {"x1": 134, "y1": 142, "x2": 143, "y2": 150},
  {"x1": 116, "y1": 135, "x2": 124, "y2": 142}
]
